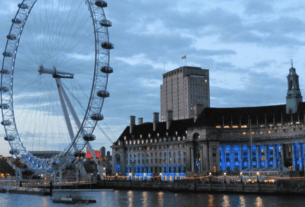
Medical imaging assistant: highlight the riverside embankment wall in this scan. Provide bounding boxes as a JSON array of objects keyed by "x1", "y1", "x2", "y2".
[{"x1": 94, "y1": 180, "x2": 305, "y2": 194}]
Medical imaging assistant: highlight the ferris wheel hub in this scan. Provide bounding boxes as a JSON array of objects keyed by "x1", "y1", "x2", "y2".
[{"x1": 38, "y1": 65, "x2": 74, "y2": 79}]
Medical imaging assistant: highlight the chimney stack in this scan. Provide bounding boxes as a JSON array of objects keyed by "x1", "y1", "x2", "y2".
[
  {"x1": 153, "y1": 112, "x2": 159, "y2": 131},
  {"x1": 166, "y1": 110, "x2": 173, "y2": 130},
  {"x1": 138, "y1": 117, "x2": 143, "y2": 125},
  {"x1": 130, "y1": 116, "x2": 135, "y2": 134},
  {"x1": 194, "y1": 104, "x2": 204, "y2": 122}
]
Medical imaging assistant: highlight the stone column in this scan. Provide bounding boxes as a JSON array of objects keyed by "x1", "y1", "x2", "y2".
[
  {"x1": 209, "y1": 144, "x2": 214, "y2": 172},
  {"x1": 280, "y1": 144, "x2": 284, "y2": 171},
  {"x1": 202, "y1": 143, "x2": 209, "y2": 172},
  {"x1": 292, "y1": 144, "x2": 296, "y2": 170},
  {"x1": 264, "y1": 145, "x2": 268, "y2": 169},
  {"x1": 273, "y1": 144, "x2": 276, "y2": 169},
  {"x1": 298, "y1": 143, "x2": 302, "y2": 171},
  {"x1": 239, "y1": 144, "x2": 242, "y2": 171},
  {"x1": 216, "y1": 143, "x2": 220, "y2": 173},
  {"x1": 191, "y1": 148, "x2": 194, "y2": 172},
  {"x1": 303, "y1": 143, "x2": 305, "y2": 172},
  {"x1": 248, "y1": 145, "x2": 251, "y2": 170},
  {"x1": 186, "y1": 144, "x2": 192, "y2": 172},
  {"x1": 255, "y1": 145, "x2": 259, "y2": 169},
  {"x1": 199, "y1": 146, "x2": 203, "y2": 172}
]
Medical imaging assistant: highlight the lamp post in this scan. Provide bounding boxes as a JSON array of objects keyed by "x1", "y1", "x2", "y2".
[
  {"x1": 256, "y1": 172, "x2": 259, "y2": 183},
  {"x1": 224, "y1": 172, "x2": 226, "y2": 184},
  {"x1": 240, "y1": 172, "x2": 243, "y2": 183}
]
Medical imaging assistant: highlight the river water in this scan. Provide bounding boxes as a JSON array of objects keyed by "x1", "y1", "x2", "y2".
[{"x1": 0, "y1": 189, "x2": 303, "y2": 207}]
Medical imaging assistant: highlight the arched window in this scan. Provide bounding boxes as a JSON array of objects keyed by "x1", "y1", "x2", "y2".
[{"x1": 193, "y1": 133, "x2": 199, "y2": 141}]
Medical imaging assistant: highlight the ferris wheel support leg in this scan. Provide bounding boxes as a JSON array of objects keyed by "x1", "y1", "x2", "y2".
[
  {"x1": 59, "y1": 166, "x2": 63, "y2": 183},
  {"x1": 60, "y1": 81, "x2": 82, "y2": 128},
  {"x1": 60, "y1": 82, "x2": 105, "y2": 179},
  {"x1": 55, "y1": 78, "x2": 75, "y2": 141},
  {"x1": 87, "y1": 143, "x2": 105, "y2": 180}
]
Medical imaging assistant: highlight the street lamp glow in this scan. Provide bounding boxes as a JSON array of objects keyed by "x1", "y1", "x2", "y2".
[{"x1": 224, "y1": 173, "x2": 226, "y2": 176}]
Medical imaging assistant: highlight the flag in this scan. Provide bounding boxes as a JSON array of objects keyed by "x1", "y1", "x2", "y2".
[{"x1": 182, "y1": 55, "x2": 186, "y2": 59}]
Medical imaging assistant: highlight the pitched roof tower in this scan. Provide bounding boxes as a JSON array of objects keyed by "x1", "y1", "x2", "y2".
[{"x1": 286, "y1": 60, "x2": 303, "y2": 114}]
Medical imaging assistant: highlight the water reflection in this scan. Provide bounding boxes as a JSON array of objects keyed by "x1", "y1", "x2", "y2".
[
  {"x1": 239, "y1": 196, "x2": 246, "y2": 207},
  {"x1": 158, "y1": 191, "x2": 164, "y2": 207},
  {"x1": 43, "y1": 197, "x2": 47, "y2": 207},
  {"x1": 208, "y1": 194, "x2": 215, "y2": 207},
  {"x1": 255, "y1": 196, "x2": 263, "y2": 207},
  {"x1": 142, "y1": 191, "x2": 148, "y2": 207},
  {"x1": 222, "y1": 195, "x2": 230, "y2": 207},
  {"x1": 128, "y1": 190, "x2": 133, "y2": 207}
]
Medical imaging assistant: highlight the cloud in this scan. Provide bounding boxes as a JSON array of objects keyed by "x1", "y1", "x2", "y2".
[
  {"x1": 243, "y1": 1, "x2": 274, "y2": 15},
  {"x1": 211, "y1": 71, "x2": 286, "y2": 107}
]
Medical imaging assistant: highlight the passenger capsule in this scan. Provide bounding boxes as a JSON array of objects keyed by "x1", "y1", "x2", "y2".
[
  {"x1": 101, "y1": 41, "x2": 114, "y2": 49},
  {"x1": 100, "y1": 66, "x2": 113, "y2": 74},
  {"x1": 0, "y1": 104, "x2": 9, "y2": 109},
  {"x1": 0, "y1": 69, "x2": 11, "y2": 75},
  {"x1": 9, "y1": 149, "x2": 20, "y2": 155},
  {"x1": 1, "y1": 120, "x2": 11, "y2": 126},
  {"x1": 18, "y1": 3, "x2": 28, "y2": 9},
  {"x1": 95, "y1": 0, "x2": 107, "y2": 8},
  {"x1": 4, "y1": 135, "x2": 15, "y2": 141},
  {"x1": 74, "y1": 151, "x2": 86, "y2": 158},
  {"x1": 83, "y1": 134, "x2": 96, "y2": 141},
  {"x1": 3, "y1": 52, "x2": 13, "y2": 57},
  {"x1": 97, "y1": 90, "x2": 110, "y2": 98},
  {"x1": 0, "y1": 87, "x2": 9, "y2": 92},
  {"x1": 99, "y1": 19, "x2": 112, "y2": 27},
  {"x1": 7, "y1": 35, "x2": 16, "y2": 40},
  {"x1": 12, "y1": 18, "x2": 22, "y2": 24},
  {"x1": 91, "y1": 113, "x2": 104, "y2": 121}
]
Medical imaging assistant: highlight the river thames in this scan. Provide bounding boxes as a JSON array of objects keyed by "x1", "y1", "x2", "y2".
[{"x1": 0, "y1": 189, "x2": 304, "y2": 207}]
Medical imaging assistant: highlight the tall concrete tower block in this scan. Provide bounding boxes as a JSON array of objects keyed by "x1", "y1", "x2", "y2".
[
  {"x1": 286, "y1": 64, "x2": 303, "y2": 114},
  {"x1": 160, "y1": 66, "x2": 210, "y2": 121}
]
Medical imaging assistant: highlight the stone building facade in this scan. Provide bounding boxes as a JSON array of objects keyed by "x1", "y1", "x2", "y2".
[{"x1": 112, "y1": 65, "x2": 305, "y2": 181}]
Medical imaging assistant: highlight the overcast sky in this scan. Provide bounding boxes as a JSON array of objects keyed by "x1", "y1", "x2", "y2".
[{"x1": 1, "y1": 0, "x2": 305, "y2": 156}]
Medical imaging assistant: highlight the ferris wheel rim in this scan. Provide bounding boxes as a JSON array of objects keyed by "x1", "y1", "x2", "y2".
[{"x1": 0, "y1": 0, "x2": 112, "y2": 172}]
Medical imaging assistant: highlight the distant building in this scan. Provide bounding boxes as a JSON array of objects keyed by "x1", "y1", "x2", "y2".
[
  {"x1": 112, "y1": 65, "x2": 305, "y2": 181},
  {"x1": 160, "y1": 66, "x2": 210, "y2": 121},
  {"x1": 100, "y1": 147, "x2": 106, "y2": 157}
]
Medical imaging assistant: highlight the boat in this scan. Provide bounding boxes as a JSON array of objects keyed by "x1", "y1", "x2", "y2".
[
  {"x1": 52, "y1": 195, "x2": 96, "y2": 204},
  {"x1": 0, "y1": 188, "x2": 7, "y2": 193}
]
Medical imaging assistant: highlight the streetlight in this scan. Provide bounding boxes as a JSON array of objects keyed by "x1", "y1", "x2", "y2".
[
  {"x1": 256, "y1": 172, "x2": 259, "y2": 183},
  {"x1": 224, "y1": 172, "x2": 226, "y2": 184},
  {"x1": 240, "y1": 172, "x2": 243, "y2": 183}
]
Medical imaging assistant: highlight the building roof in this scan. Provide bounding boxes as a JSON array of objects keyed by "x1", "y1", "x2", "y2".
[
  {"x1": 115, "y1": 102, "x2": 305, "y2": 143},
  {"x1": 116, "y1": 118, "x2": 194, "y2": 142},
  {"x1": 194, "y1": 102, "x2": 305, "y2": 127}
]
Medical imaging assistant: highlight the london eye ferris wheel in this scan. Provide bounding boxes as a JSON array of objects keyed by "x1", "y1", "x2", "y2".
[{"x1": 1, "y1": 0, "x2": 113, "y2": 173}]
